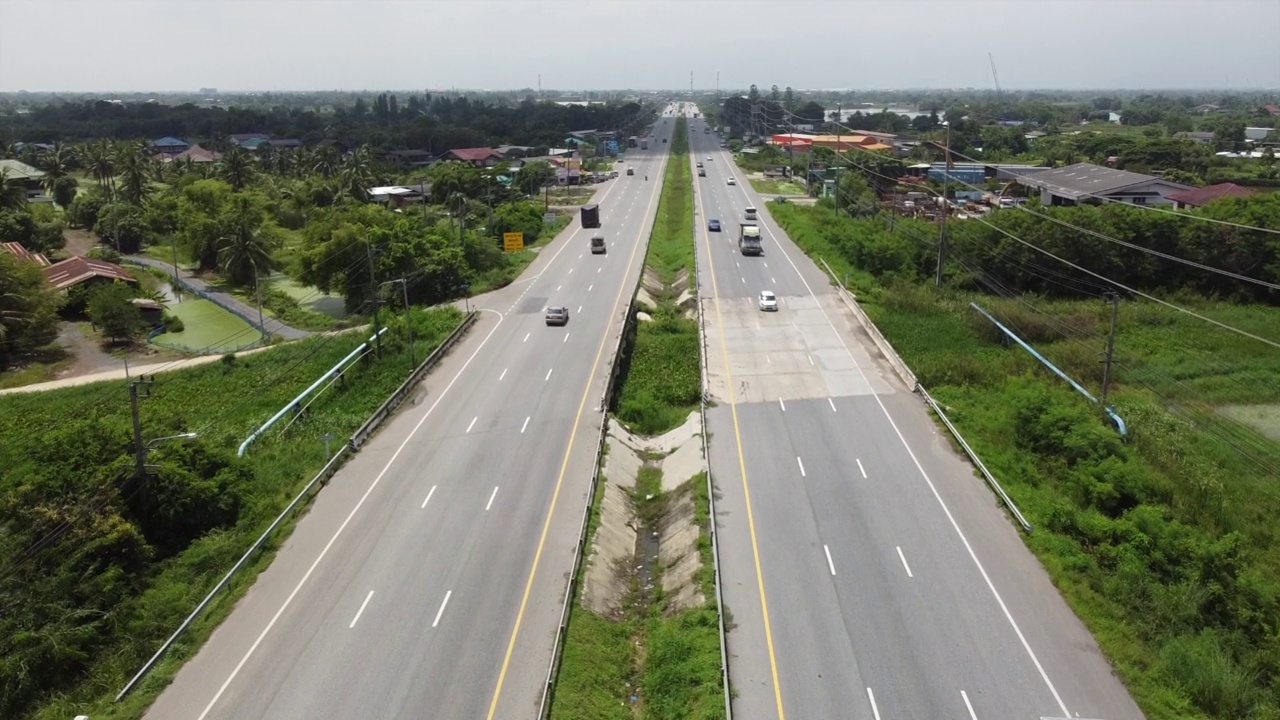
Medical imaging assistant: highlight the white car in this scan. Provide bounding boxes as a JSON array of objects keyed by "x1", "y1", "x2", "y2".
[
  {"x1": 727, "y1": 177, "x2": 736, "y2": 186},
  {"x1": 758, "y1": 291, "x2": 778, "y2": 312},
  {"x1": 706, "y1": 156, "x2": 712, "y2": 161}
]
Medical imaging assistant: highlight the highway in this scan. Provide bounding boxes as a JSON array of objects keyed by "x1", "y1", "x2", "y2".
[
  {"x1": 142, "y1": 105, "x2": 683, "y2": 720},
  {"x1": 688, "y1": 117, "x2": 1145, "y2": 720}
]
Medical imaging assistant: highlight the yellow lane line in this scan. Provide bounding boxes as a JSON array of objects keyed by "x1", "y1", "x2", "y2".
[
  {"x1": 485, "y1": 130, "x2": 671, "y2": 720},
  {"x1": 693, "y1": 139, "x2": 787, "y2": 719}
]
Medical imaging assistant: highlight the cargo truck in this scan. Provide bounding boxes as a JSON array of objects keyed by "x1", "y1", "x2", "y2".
[
  {"x1": 738, "y1": 223, "x2": 763, "y2": 256},
  {"x1": 640, "y1": 138, "x2": 649, "y2": 150},
  {"x1": 581, "y1": 204, "x2": 601, "y2": 228}
]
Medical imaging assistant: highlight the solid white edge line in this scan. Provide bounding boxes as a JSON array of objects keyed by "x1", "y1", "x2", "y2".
[
  {"x1": 962, "y1": 690, "x2": 978, "y2": 720},
  {"x1": 195, "y1": 310, "x2": 507, "y2": 720},
  {"x1": 896, "y1": 546, "x2": 914, "y2": 578},
  {"x1": 823, "y1": 545, "x2": 836, "y2": 576},
  {"x1": 432, "y1": 590, "x2": 452, "y2": 628},
  {"x1": 466, "y1": 416, "x2": 477, "y2": 433},
  {"x1": 521, "y1": 416, "x2": 530, "y2": 433},
  {"x1": 486, "y1": 486, "x2": 499, "y2": 511},
  {"x1": 796, "y1": 456, "x2": 806, "y2": 477},
  {"x1": 738, "y1": 182, "x2": 1072, "y2": 717},
  {"x1": 857, "y1": 458, "x2": 867, "y2": 479},
  {"x1": 348, "y1": 590, "x2": 374, "y2": 629},
  {"x1": 421, "y1": 485, "x2": 437, "y2": 509},
  {"x1": 867, "y1": 687, "x2": 882, "y2": 720}
]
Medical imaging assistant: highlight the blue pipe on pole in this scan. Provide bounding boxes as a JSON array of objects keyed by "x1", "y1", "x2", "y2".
[
  {"x1": 237, "y1": 328, "x2": 388, "y2": 456},
  {"x1": 970, "y1": 303, "x2": 1128, "y2": 438}
]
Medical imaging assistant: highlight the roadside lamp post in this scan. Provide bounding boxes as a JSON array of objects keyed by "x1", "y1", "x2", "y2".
[{"x1": 137, "y1": 432, "x2": 197, "y2": 480}]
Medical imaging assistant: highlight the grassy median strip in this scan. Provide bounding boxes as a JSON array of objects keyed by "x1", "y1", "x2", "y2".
[
  {"x1": 550, "y1": 117, "x2": 726, "y2": 720},
  {"x1": 768, "y1": 201, "x2": 1280, "y2": 720},
  {"x1": 1, "y1": 307, "x2": 464, "y2": 720}
]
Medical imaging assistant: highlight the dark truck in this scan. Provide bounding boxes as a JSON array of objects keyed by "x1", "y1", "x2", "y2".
[
  {"x1": 591, "y1": 235, "x2": 606, "y2": 254},
  {"x1": 580, "y1": 203, "x2": 601, "y2": 228}
]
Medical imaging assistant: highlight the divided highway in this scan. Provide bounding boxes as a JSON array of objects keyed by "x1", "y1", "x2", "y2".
[
  {"x1": 143, "y1": 107, "x2": 681, "y2": 720},
  {"x1": 689, "y1": 119, "x2": 1145, "y2": 720}
]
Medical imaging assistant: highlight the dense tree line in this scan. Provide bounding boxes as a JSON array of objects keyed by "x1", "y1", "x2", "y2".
[{"x1": 0, "y1": 95, "x2": 653, "y2": 153}]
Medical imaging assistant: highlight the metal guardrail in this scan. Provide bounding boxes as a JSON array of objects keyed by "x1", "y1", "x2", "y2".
[
  {"x1": 349, "y1": 312, "x2": 477, "y2": 451},
  {"x1": 116, "y1": 445, "x2": 350, "y2": 701},
  {"x1": 815, "y1": 256, "x2": 1033, "y2": 534},
  {"x1": 116, "y1": 311, "x2": 479, "y2": 701},
  {"x1": 919, "y1": 387, "x2": 1033, "y2": 533}
]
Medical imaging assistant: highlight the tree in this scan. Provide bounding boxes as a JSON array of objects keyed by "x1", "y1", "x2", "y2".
[
  {"x1": 514, "y1": 161, "x2": 554, "y2": 196},
  {"x1": 51, "y1": 176, "x2": 78, "y2": 207},
  {"x1": 0, "y1": 253, "x2": 62, "y2": 364},
  {"x1": 113, "y1": 141, "x2": 154, "y2": 205},
  {"x1": 87, "y1": 282, "x2": 144, "y2": 342},
  {"x1": 783, "y1": 86, "x2": 795, "y2": 112},
  {"x1": 220, "y1": 148, "x2": 256, "y2": 191},
  {"x1": 0, "y1": 168, "x2": 28, "y2": 210},
  {"x1": 94, "y1": 202, "x2": 149, "y2": 254},
  {"x1": 216, "y1": 195, "x2": 278, "y2": 286}
]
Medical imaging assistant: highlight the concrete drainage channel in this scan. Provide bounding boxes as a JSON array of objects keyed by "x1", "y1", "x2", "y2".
[{"x1": 540, "y1": 115, "x2": 731, "y2": 719}]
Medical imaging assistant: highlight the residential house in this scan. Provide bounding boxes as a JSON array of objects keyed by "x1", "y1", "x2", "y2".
[
  {"x1": 43, "y1": 256, "x2": 138, "y2": 292},
  {"x1": 1167, "y1": 183, "x2": 1256, "y2": 209},
  {"x1": 318, "y1": 138, "x2": 352, "y2": 155},
  {"x1": 1016, "y1": 162, "x2": 1192, "y2": 207},
  {"x1": 808, "y1": 134, "x2": 893, "y2": 154},
  {"x1": 1191, "y1": 104, "x2": 1221, "y2": 114},
  {"x1": 228, "y1": 133, "x2": 271, "y2": 148},
  {"x1": 267, "y1": 138, "x2": 303, "y2": 150},
  {"x1": 366, "y1": 185, "x2": 425, "y2": 209},
  {"x1": 1024, "y1": 130, "x2": 1048, "y2": 140},
  {"x1": 383, "y1": 149, "x2": 435, "y2": 168},
  {"x1": 1245, "y1": 127, "x2": 1275, "y2": 142},
  {"x1": 496, "y1": 145, "x2": 537, "y2": 158},
  {"x1": 1175, "y1": 131, "x2": 1217, "y2": 144},
  {"x1": 151, "y1": 136, "x2": 190, "y2": 156},
  {"x1": 156, "y1": 143, "x2": 223, "y2": 164},
  {"x1": 1, "y1": 241, "x2": 50, "y2": 266},
  {"x1": 1262, "y1": 105, "x2": 1280, "y2": 116},
  {"x1": 0, "y1": 159, "x2": 49, "y2": 202},
  {"x1": 438, "y1": 147, "x2": 505, "y2": 168}
]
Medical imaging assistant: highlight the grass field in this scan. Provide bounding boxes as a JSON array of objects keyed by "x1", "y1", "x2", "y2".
[
  {"x1": 749, "y1": 178, "x2": 807, "y2": 196},
  {"x1": 150, "y1": 298, "x2": 264, "y2": 353}
]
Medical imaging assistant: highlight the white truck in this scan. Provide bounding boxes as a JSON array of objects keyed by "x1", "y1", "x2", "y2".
[
  {"x1": 738, "y1": 223, "x2": 763, "y2": 256},
  {"x1": 640, "y1": 138, "x2": 649, "y2": 150}
]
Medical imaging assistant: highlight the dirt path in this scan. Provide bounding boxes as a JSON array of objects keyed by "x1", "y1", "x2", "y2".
[{"x1": 55, "y1": 322, "x2": 128, "y2": 377}]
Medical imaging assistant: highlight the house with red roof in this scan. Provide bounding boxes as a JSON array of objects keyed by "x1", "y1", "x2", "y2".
[
  {"x1": 1166, "y1": 182, "x2": 1256, "y2": 210},
  {"x1": 43, "y1": 256, "x2": 138, "y2": 292},
  {"x1": 438, "y1": 147, "x2": 505, "y2": 168}
]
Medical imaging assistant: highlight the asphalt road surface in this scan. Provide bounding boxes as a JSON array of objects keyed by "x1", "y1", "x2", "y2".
[
  {"x1": 689, "y1": 118, "x2": 1145, "y2": 720},
  {"x1": 143, "y1": 106, "x2": 683, "y2": 720}
]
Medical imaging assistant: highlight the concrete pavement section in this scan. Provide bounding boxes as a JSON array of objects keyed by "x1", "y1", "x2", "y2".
[
  {"x1": 688, "y1": 117, "x2": 1144, "y2": 720},
  {"x1": 141, "y1": 109, "x2": 680, "y2": 720}
]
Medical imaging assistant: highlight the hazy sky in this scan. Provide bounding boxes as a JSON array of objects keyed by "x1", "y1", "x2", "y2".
[{"x1": 1, "y1": 0, "x2": 1278, "y2": 92}]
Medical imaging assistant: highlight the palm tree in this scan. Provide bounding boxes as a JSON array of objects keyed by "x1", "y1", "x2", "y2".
[
  {"x1": 336, "y1": 146, "x2": 375, "y2": 201},
  {"x1": 37, "y1": 143, "x2": 76, "y2": 195},
  {"x1": 0, "y1": 168, "x2": 28, "y2": 210},
  {"x1": 312, "y1": 146, "x2": 339, "y2": 179},
  {"x1": 220, "y1": 147, "x2": 255, "y2": 191},
  {"x1": 85, "y1": 139, "x2": 117, "y2": 198},
  {"x1": 114, "y1": 141, "x2": 154, "y2": 205},
  {"x1": 216, "y1": 195, "x2": 277, "y2": 286}
]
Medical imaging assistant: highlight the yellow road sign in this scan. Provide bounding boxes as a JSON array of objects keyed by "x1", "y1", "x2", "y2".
[{"x1": 503, "y1": 232, "x2": 525, "y2": 252}]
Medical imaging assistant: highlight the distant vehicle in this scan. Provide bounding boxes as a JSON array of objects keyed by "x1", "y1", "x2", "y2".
[
  {"x1": 580, "y1": 204, "x2": 601, "y2": 228},
  {"x1": 744, "y1": 206, "x2": 757, "y2": 221},
  {"x1": 696, "y1": 162, "x2": 703, "y2": 168},
  {"x1": 738, "y1": 223, "x2": 763, "y2": 256},
  {"x1": 591, "y1": 235, "x2": 606, "y2": 254},
  {"x1": 698, "y1": 168, "x2": 706, "y2": 177},
  {"x1": 640, "y1": 139, "x2": 649, "y2": 150},
  {"x1": 545, "y1": 306, "x2": 570, "y2": 326},
  {"x1": 627, "y1": 168, "x2": 634, "y2": 176},
  {"x1": 727, "y1": 177, "x2": 736, "y2": 186},
  {"x1": 663, "y1": 138, "x2": 667, "y2": 143},
  {"x1": 706, "y1": 156, "x2": 713, "y2": 161},
  {"x1": 708, "y1": 219, "x2": 721, "y2": 232},
  {"x1": 758, "y1": 291, "x2": 778, "y2": 312}
]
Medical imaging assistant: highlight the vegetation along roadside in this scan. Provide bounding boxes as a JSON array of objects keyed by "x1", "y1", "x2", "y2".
[
  {"x1": 549, "y1": 116, "x2": 725, "y2": 720},
  {"x1": 767, "y1": 197, "x2": 1280, "y2": 720},
  {"x1": 0, "y1": 306, "x2": 464, "y2": 720}
]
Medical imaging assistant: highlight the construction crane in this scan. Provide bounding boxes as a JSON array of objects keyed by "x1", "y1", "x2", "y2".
[{"x1": 989, "y1": 52, "x2": 1003, "y2": 98}]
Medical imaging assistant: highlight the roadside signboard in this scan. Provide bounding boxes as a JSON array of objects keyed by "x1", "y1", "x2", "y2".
[{"x1": 503, "y1": 231, "x2": 525, "y2": 252}]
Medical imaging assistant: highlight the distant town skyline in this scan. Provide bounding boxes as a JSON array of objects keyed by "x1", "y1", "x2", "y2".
[{"x1": 1, "y1": 0, "x2": 1278, "y2": 93}]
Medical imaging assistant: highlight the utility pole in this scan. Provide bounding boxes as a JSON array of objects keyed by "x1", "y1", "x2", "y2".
[
  {"x1": 1100, "y1": 292, "x2": 1120, "y2": 405},
  {"x1": 398, "y1": 277, "x2": 415, "y2": 368},
  {"x1": 834, "y1": 102, "x2": 842, "y2": 216},
  {"x1": 367, "y1": 242, "x2": 383, "y2": 358},
  {"x1": 130, "y1": 376, "x2": 155, "y2": 481},
  {"x1": 253, "y1": 267, "x2": 266, "y2": 336},
  {"x1": 935, "y1": 120, "x2": 952, "y2": 288}
]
